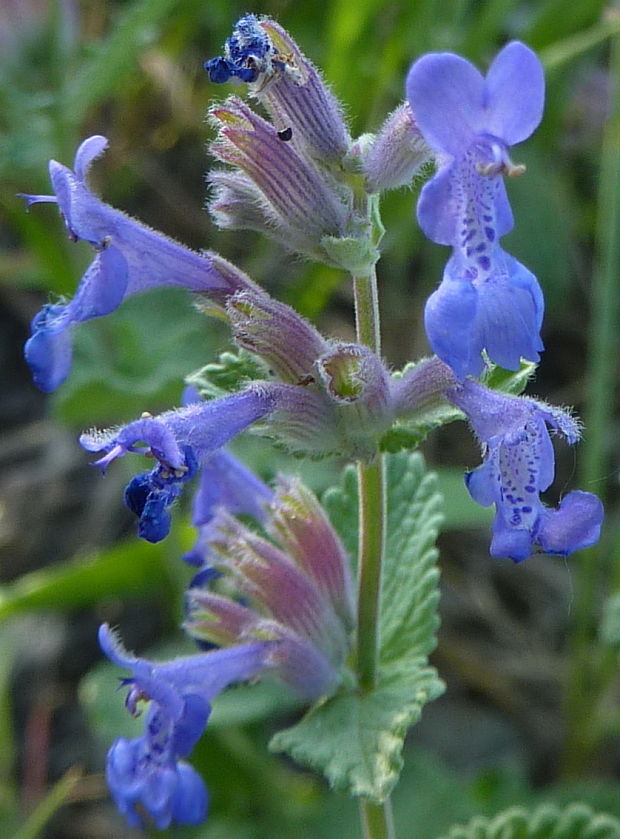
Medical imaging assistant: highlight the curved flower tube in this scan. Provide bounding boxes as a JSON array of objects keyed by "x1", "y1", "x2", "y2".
[
  {"x1": 20, "y1": 136, "x2": 258, "y2": 391},
  {"x1": 80, "y1": 387, "x2": 276, "y2": 542},
  {"x1": 99, "y1": 624, "x2": 273, "y2": 829},
  {"x1": 407, "y1": 42, "x2": 545, "y2": 379}
]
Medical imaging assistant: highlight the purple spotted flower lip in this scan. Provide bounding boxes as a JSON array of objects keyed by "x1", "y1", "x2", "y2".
[
  {"x1": 407, "y1": 42, "x2": 546, "y2": 380},
  {"x1": 20, "y1": 136, "x2": 258, "y2": 392},
  {"x1": 448, "y1": 380, "x2": 604, "y2": 562},
  {"x1": 99, "y1": 623, "x2": 273, "y2": 830}
]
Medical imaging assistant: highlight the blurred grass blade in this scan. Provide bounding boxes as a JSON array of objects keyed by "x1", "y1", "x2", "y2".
[
  {"x1": 64, "y1": 0, "x2": 183, "y2": 121},
  {"x1": 540, "y1": 16, "x2": 620, "y2": 71},
  {"x1": 11, "y1": 768, "x2": 82, "y2": 839},
  {"x1": 526, "y1": 0, "x2": 608, "y2": 46},
  {"x1": 0, "y1": 532, "x2": 184, "y2": 620},
  {"x1": 564, "y1": 12, "x2": 620, "y2": 775},
  {"x1": 462, "y1": 0, "x2": 521, "y2": 55}
]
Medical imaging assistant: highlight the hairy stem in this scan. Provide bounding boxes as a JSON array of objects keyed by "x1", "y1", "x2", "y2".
[
  {"x1": 360, "y1": 799, "x2": 396, "y2": 839},
  {"x1": 352, "y1": 267, "x2": 384, "y2": 691},
  {"x1": 352, "y1": 267, "x2": 394, "y2": 838}
]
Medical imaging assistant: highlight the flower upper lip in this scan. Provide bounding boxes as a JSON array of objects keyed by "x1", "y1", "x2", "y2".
[{"x1": 406, "y1": 41, "x2": 545, "y2": 157}]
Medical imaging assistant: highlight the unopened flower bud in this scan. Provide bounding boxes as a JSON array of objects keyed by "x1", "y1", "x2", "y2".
[
  {"x1": 209, "y1": 96, "x2": 349, "y2": 260},
  {"x1": 257, "y1": 18, "x2": 351, "y2": 162},
  {"x1": 267, "y1": 476, "x2": 354, "y2": 630},
  {"x1": 227, "y1": 289, "x2": 328, "y2": 384},
  {"x1": 363, "y1": 102, "x2": 431, "y2": 192},
  {"x1": 390, "y1": 356, "x2": 456, "y2": 420}
]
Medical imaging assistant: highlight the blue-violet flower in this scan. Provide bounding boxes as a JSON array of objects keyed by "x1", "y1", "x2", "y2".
[
  {"x1": 447, "y1": 380, "x2": 604, "y2": 561},
  {"x1": 20, "y1": 136, "x2": 258, "y2": 391},
  {"x1": 407, "y1": 42, "x2": 545, "y2": 379},
  {"x1": 99, "y1": 623, "x2": 274, "y2": 829},
  {"x1": 80, "y1": 387, "x2": 277, "y2": 542}
]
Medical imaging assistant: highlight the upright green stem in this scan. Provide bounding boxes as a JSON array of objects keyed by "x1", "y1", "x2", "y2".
[
  {"x1": 352, "y1": 267, "x2": 394, "y2": 839},
  {"x1": 355, "y1": 455, "x2": 385, "y2": 692},
  {"x1": 353, "y1": 272, "x2": 382, "y2": 355},
  {"x1": 359, "y1": 799, "x2": 395, "y2": 839},
  {"x1": 352, "y1": 268, "x2": 384, "y2": 691},
  {"x1": 563, "y1": 17, "x2": 620, "y2": 774}
]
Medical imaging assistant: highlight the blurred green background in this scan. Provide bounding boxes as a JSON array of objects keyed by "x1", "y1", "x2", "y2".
[{"x1": 0, "y1": 0, "x2": 619, "y2": 836}]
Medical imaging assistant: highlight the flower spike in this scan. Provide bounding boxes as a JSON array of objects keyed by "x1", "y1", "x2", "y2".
[{"x1": 407, "y1": 42, "x2": 545, "y2": 379}]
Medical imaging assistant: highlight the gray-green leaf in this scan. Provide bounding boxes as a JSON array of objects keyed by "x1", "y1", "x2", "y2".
[
  {"x1": 436, "y1": 802, "x2": 620, "y2": 839},
  {"x1": 186, "y1": 349, "x2": 264, "y2": 400},
  {"x1": 270, "y1": 452, "x2": 444, "y2": 802}
]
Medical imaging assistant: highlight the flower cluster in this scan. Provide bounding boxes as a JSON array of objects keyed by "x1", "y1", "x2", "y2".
[
  {"x1": 19, "y1": 15, "x2": 605, "y2": 832},
  {"x1": 97, "y1": 455, "x2": 354, "y2": 829},
  {"x1": 185, "y1": 472, "x2": 355, "y2": 697},
  {"x1": 205, "y1": 14, "x2": 429, "y2": 269}
]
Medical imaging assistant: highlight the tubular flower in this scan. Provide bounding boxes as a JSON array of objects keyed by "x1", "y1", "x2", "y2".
[
  {"x1": 99, "y1": 624, "x2": 274, "y2": 830},
  {"x1": 20, "y1": 135, "x2": 259, "y2": 392},
  {"x1": 80, "y1": 387, "x2": 277, "y2": 542},
  {"x1": 447, "y1": 380, "x2": 603, "y2": 561},
  {"x1": 407, "y1": 42, "x2": 545, "y2": 379},
  {"x1": 183, "y1": 448, "x2": 274, "y2": 575}
]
